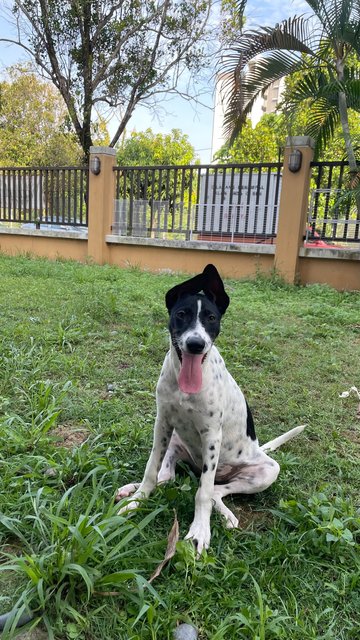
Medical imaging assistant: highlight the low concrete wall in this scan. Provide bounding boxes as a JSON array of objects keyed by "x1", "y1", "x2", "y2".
[
  {"x1": 0, "y1": 227, "x2": 88, "y2": 262},
  {"x1": 106, "y1": 236, "x2": 275, "y2": 278},
  {"x1": 299, "y1": 247, "x2": 360, "y2": 290},
  {"x1": 0, "y1": 226, "x2": 359, "y2": 291}
]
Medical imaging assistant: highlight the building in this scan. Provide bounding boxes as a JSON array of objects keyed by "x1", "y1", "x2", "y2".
[{"x1": 211, "y1": 70, "x2": 285, "y2": 160}]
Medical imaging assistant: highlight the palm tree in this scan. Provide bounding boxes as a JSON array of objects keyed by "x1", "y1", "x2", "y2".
[{"x1": 220, "y1": 0, "x2": 360, "y2": 180}]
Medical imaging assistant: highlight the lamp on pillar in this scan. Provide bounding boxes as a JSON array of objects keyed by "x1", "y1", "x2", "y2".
[
  {"x1": 288, "y1": 148, "x2": 303, "y2": 173},
  {"x1": 90, "y1": 155, "x2": 101, "y2": 175}
]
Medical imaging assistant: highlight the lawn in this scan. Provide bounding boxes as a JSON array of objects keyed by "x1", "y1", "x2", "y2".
[{"x1": 0, "y1": 254, "x2": 359, "y2": 640}]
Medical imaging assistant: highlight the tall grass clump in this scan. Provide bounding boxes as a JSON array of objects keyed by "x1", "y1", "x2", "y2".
[{"x1": 0, "y1": 471, "x2": 163, "y2": 638}]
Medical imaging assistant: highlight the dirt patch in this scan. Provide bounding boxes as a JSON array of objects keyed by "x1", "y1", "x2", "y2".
[
  {"x1": 52, "y1": 423, "x2": 90, "y2": 448},
  {"x1": 18, "y1": 629, "x2": 48, "y2": 640},
  {"x1": 226, "y1": 501, "x2": 271, "y2": 530},
  {"x1": 344, "y1": 428, "x2": 360, "y2": 444},
  {"x1": 0, "y1": 543, "x2": 22, "y2": 556}
]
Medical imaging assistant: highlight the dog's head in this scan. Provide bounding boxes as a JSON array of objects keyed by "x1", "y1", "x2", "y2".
[{"x1": 165, "y1": 264, "x2": 230, "y2": 394}]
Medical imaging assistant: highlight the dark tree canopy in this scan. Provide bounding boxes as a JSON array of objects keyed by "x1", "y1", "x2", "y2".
[{"x1": 2, "y1": 0, "x2": 212, "y2": 158}]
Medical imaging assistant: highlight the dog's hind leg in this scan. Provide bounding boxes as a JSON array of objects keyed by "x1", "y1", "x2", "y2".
[
  {"x1": 212, "y1": 490, "x2": 239, "y2": 529},
  {"x1": 157, "y1": 431, "x2": 194, "y2": 483},
  {"x1": 212, "y1": 452, "x2": 280, "y2": 528},
  {"x1": 116, "y1": 432, "x2": 193, "y2": 502}
]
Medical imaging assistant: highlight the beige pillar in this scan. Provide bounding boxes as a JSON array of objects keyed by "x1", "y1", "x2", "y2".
[
  {"x1": 87, "y1": 146, "x2": 117, "y2": 264},
  {"x1": 274, "y1": 136, "x2": 315, "y2": 283}
]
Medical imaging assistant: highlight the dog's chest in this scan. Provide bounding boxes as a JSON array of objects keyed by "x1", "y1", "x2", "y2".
[{"x1": 157, "y1": 349, "x2": 251, "y2": 464}]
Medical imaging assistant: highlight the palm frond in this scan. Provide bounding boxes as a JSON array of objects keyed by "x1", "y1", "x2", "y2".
[
  {"x1": 218, "y1": 0, "x2": 360, "y2": 147},
  {"x1": 306, "y1": 0, "x2": 360, "y2": 56},
  {"x1": 221, "y1": 16, "x2": 317, "y2": 77},
  {"x1": 286, "y1": 72, "x2": 340, "y2": 106},
  {"x1": 343, "y1": 79, "x2": 360, "y2": 111},
  {"x1": 286, "y1": 69, "x2": 360, "y2": 112},
  {"x1": 219, "y1": 16, "x2": 318, "y2": 142},
  {"x1": 306, "y1": 99, "x2": 340, "y2": 156},
  {"x1": 233, "y1": 0, "x2": 247, "y2": 18},
  {"x1": 223, "y1": 92, "x2": 258, "y2": 144}
]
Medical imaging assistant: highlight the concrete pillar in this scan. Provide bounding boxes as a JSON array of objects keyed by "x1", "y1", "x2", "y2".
[
  {"x1": 274, "y1": 136, "x2": 315, "y2": 283},
  {"x1": 87, "y1": 146, "x2": 117, "y2": 264}
]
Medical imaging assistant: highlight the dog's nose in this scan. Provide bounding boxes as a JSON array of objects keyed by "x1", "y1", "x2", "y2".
[{"x1": 186, "y1": 336, "x2": 206, "y2": 354}]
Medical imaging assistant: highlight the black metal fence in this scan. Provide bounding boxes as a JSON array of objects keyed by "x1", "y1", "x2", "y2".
[
  {"x1": 2, "y1": 160, "x2": 357, "y2": 246},
  {"x1": 307, "y1": 161, "x2": 360, "y2": 245},
  {"x1": 0, "y1": 167, "x2": 88, "y2": 227},
  {"x1": 113, "y1": 163, "x2": 282, "y2": 243}
]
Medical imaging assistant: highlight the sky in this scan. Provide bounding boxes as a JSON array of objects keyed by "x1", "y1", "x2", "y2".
[{"x1": 0, "y1": 0, "x2": 309, "y2": 163}]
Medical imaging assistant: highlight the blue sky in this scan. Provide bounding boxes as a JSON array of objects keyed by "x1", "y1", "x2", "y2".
[{"x1": 0, "y1": 1, "x2": 309, "y2": 162}]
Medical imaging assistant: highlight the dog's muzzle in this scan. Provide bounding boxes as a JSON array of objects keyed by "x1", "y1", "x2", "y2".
[{"x1": 185, "y1": 336, "x2": 206, "y2": 354}]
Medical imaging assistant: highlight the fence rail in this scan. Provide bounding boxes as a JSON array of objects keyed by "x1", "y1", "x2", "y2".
[
  {"x1": 309, "y1": 161, "x2": 360, "y2": 244},
  {"x1": 113, "y1": 163, "x2": 282, "y2": 243},
  {"x1": 0, "y1": 167, "x2": 88, "y2": 227}
]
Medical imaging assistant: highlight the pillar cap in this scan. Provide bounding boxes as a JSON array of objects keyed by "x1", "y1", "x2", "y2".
[
  {"x1": 285, "y1": 136, "x2": 315, "y2": 149},
  {"x1": 89, "y1": 146, "x2": 117, "y2": 156}
]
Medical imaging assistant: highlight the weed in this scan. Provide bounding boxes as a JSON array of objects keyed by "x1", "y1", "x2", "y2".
[
  {"x1": 273, "y1": 487, "x2": 360, "y2": 553},
  {"x1": 0, "y1": 473, "x2": 163, "y2": 639}
]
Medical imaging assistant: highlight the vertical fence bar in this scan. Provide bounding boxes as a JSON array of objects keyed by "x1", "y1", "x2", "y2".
[
  {"x1": 253, "y1": 167, "x2": 262, "y2": 237},
  {"x1": 244, "y1": 166, "x2": 253, "y2": 235},
  {"x1": 11, "y1": 169, "x2": 16, "y2": 221},
  {"x1": 179, "y1": 167, "x2": 185, "y2": 235},
  {"x1": 39, "y1": 169, "x2": 43, "y2": 224},
  {"x1": 172, "y1": 167, "x2": 178, "y2": 232},
  {"x1": 64, "y1": 168, "x2": 69, "y2": 224},
  {"x1": 262, "y1": 167, "x2": 271, "y2": 236},
  {"x1": 227, "y1": 167, "x2": 235, "y2": 238},
  {"x1": 186, "y1": 167, "x2": 194, "y2": 239},
  {"x1": 17, "y1": 168, "x2": 22, "y2": 222},
  {"x1": 73, "y1": 169, "x2": 78, "y2": 225},
  {"x1": 34, "y1": 169, "x2": 39, "y2": 225},
  {"x1": 210, "y1": 166, "x2": 218, "y2": 234},
  {"x1": 220, "y1": 166, "x2": 227, "y2": 238},
  {"x1": 272, "y1": 164, "x2": 281, "y2": 240},
  {"x1": 49, "y1": 169, "x2": 54, "y2": 222},
  {"x1": 1, "y1": 170, "x2": 4, "y2": 220},
  {"x1": 149, "y1": 168, "x2": 155, "y2": 233},
  {"x1": 235, "y1": 167, "x2": 244, "y2": 235}
]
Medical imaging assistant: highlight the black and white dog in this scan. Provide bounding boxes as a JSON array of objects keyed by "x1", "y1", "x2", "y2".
[{"x1": 116, "y1": 264, "x2": 304, "y2": 553}]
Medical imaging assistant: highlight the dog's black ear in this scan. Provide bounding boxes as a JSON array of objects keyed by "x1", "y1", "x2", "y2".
[
  {"x1": 165, "y1": 270, "x2": 205, "y2": 312},
  {"x1": 202, "y1": 264, "x2": 230, "y2": 315},
  {"x1": 165, "y1": 264, "x2": 230, "y2": 315}
]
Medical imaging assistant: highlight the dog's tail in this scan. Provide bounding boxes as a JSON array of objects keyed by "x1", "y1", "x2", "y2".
[{"x1": 260, "y1": 425, "x2": 306, "y2": 452}]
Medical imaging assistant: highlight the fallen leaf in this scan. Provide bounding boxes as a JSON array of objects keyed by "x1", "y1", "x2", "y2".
[{"x1": 149, "y1": 511, "x2": 179, "y2": 583}]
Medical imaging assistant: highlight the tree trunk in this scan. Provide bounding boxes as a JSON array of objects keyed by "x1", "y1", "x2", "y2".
[
  {"x1": 338, "y1": 91, "x2": 358, "y2": 176},
  {"x1": 336, "y1": 60, "x2": 360, "y2": 215}
]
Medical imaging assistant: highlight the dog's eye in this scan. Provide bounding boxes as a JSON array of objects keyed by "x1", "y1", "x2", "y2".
[
  {"x1": 176, "y1": 310, "x2": 186, "y2": 320},
  {"x1": 208, "y1": 314, "x2": 216, "y2": 322}
]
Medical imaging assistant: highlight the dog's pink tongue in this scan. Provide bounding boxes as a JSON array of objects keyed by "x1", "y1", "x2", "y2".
[{"x1": 178, "y1": 353, "x2": 203, "y2": 394}]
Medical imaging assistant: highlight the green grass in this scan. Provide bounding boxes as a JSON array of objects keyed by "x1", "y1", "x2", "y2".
[{"x1": 0, "y1": 254, "x2": 359, "y2": 639}]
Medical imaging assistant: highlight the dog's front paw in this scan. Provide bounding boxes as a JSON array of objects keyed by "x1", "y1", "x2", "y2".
[
  {"x1": 117, "y1": 498, "x2": 141, "y2": 516},
  {"x1": 185, "y1": 520, "x2": 211, "y2": 555},
  {"x1": 115, "y1": 482, "x2": 140, "y2": 502}
]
